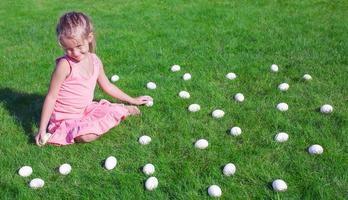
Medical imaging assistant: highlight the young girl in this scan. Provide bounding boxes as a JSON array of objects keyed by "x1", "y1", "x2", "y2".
[{"x1": 35, "y1": 11, "x2": 152, "y2": 146}]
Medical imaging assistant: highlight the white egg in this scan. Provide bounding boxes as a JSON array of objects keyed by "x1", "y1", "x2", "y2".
[
  {"x1": 171, "y1": 64, "x2": 181, "y2": 72},
  {"x1": 277, "y1": 103, "x2": 288, "y2": 112},
  {"x1": 274, "y1": 132, "x2": 289, "y2": 142},
  {"x1": 183, "y1": 73, "x2": 191, "y2": 80},
  {"x1": 39, "y1": 132, "x2": 52, "y2": 145},
  {"x1": 194, "y1": 139, "x2": 208, "y2": 149},
  {"x1": 18, "y1": 166, "x2": 33, "y2": 177},
  {"x1": 208, "y1": 185, "x2": 222, "y2": 197},
  {"x1": 303, "y1": 74, "x2": 312, "y2": 81},
  {"x1": 234, "y1": 93, "x2": 245, "y2": 102},
  {"x1": 230, "y1": 127, "x2": 242, "y2": 136},
  {"x1": 223, "y1": 163, "x2": 236, "y2": 176},
  {"x1": 212, "y1": 109, "x2": 225, "y2": 118},
  {"x1": 104, "y1": 156, "x2": 117, "y2": 170},
  {"x1": 188, "y1": 104, "x2": 200, "y2": 112},
  {"x1": 146, "y1": 82, "x2": 156, "y2": 90},
  {"x1": 179, "y1": 91, "x2": 190, "y2": 99},
  {"x1": 320, "y1": 104, "x2": 333, "y2": 114},
  {"x1": 278, "y1": 83, "x2": 289, "y2": 91},
  {"x1": 142, "y1": 164, "x2": 155, "y2": 176},
  {"x1": 59, "y1": 163, "x2": 72, "y2": 175},
  {"x1": 145, "y1": 176, "x2": 158, "y2": 191},
  {"x1": 139, "y1": 135, "x2": 152, "y2": 145},
  {"x1": 308, "y1": 144, "x2": 324, "y2": 155},
  {"x1": 272, "y1": 179, "x2": 287, "y2": 192},
  {"x1": 225, "y1": 72, "x2": 237, "y2": 80},
  {"x1": 271, "y1": 64, "x2": 279, "y2": 72},
  {"x1": 146, "y1": 101, "x2": 153, "y2": 107},
  {"x1": 111, "y1": 75, "x2": 119, "y2": 82},
  {"x1": 29, "y1": 178, "x2": 45, "y2": 189}
]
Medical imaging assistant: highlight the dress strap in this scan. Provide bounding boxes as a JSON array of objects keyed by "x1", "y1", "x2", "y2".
[{"x1": 90, "y1": 53, "x2": 101, "y2": 78}]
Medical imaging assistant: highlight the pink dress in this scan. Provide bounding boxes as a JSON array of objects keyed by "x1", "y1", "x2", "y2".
[{"x1": 47, "y1": 53, "x2": 129, "y2": 145}]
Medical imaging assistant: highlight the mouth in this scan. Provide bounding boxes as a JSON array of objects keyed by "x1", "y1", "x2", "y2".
[{"x1": 69, "y1": 55, "x2": 83, "y2": 62}]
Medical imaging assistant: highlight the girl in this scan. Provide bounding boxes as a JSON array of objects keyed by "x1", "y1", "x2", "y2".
[{"x1": 35, "y1": 11, "x2": 152, "y2": 146}]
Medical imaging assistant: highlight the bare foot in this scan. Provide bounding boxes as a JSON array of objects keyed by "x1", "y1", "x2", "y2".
[{"x1": 126, "y1": 105, "x2": 141, "y2": 116}]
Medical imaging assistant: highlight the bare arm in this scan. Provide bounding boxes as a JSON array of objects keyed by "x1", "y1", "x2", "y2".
[
  {"x1": 97, "y1": 62, "x2": 152, "y2": 105},
  {"x1": 35, "y1": 59, "x2": 70, "y2": 145}
]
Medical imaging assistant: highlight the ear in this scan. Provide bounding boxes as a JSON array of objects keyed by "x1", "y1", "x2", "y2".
[{"x1": 87, "y1": 32, "x2": 94, "y2": 43}]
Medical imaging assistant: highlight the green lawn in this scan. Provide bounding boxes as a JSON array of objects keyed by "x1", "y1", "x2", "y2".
[{"x1": 0, "y1": 0, "x2": 347, "y2": 199}]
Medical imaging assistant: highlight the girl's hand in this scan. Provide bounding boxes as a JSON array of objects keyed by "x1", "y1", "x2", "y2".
[
  {"x1": 131, "y1": 96, "x2": 153, "y2": 105},
  {"x1": 35, "y1": 130, "x2": 46, "y2": 146}
]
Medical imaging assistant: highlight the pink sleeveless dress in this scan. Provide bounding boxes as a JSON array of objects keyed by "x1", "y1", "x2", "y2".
[{"x1": 47, "y1": 53, "x2": 129, "y2": 145}]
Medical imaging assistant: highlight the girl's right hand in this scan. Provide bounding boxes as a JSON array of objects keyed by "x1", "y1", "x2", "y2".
[{"x1": 35, "y1": 130, "x2": 46, "y2": 146}]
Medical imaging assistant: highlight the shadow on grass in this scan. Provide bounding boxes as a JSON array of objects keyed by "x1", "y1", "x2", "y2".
[{"x1": 0, "y1": 87, "x2": 44, "y2": 144}]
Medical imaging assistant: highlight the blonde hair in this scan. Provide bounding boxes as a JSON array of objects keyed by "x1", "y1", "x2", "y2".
[{"x1": 56, "y1": 11, "x2": 96, "y2": 53}]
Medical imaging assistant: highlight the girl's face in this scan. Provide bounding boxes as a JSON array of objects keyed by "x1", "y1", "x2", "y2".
[{"x1": 59, "y1": 35, "x2": 92, "y2": 62}]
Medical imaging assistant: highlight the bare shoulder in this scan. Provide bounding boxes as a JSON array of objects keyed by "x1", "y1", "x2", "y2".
[
  {"x1": 54, "y1": 58, "x2": 70, "y2": 78},
  {"x1": 46, "y1": 58, "x2": 71, "y2": 97}
]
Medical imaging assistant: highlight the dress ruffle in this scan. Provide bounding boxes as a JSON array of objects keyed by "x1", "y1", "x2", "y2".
[{"x1": 47, "y1": 99, "x2": 129, "y2": 145}]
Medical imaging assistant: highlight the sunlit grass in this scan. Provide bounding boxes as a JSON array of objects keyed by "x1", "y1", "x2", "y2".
[{"x1": 0, "y1": 0, "x2": 347, "y2": 199}]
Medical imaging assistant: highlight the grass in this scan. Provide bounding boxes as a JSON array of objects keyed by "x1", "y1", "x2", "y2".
[{"x1": 0, "y1": 0, "x2": 347, "y2": 199}]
